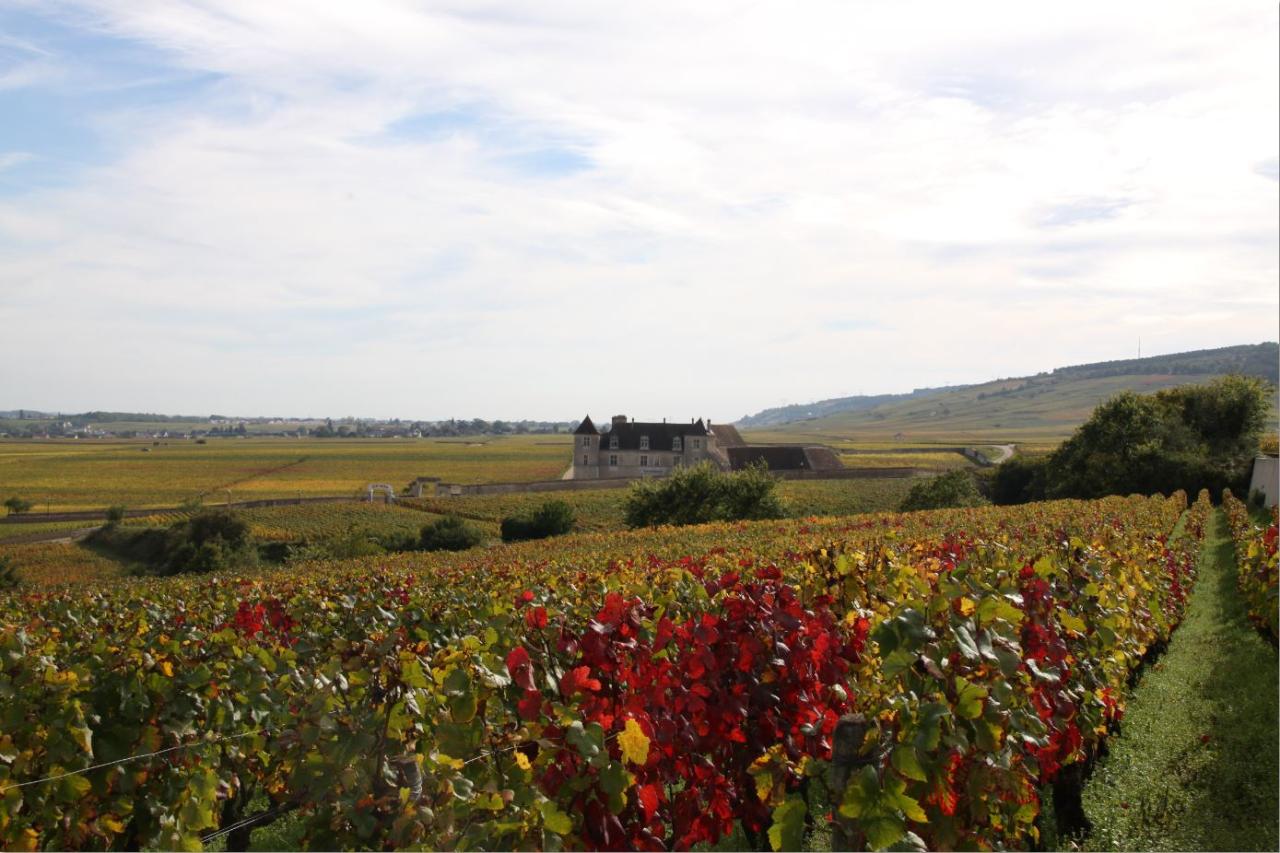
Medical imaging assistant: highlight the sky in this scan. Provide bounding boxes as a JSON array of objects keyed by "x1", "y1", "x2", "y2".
[{"x1": 0, "y1": 1, "x2": 1276, "y2": 422}]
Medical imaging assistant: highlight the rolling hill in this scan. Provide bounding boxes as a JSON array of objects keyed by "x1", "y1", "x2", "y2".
[{"x1": 739, "y1": 343, "x2": 1279, "y2": 445}]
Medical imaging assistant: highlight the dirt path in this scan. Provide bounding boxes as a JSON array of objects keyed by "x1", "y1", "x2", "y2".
[
  {"x1": 1078, "y1": 509, "x2": 1279, "y2": 851},
  {"x1": 0, "y1": 527, "x2": 99, "y2": 545}
]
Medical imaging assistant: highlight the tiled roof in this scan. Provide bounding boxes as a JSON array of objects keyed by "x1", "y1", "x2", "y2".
[{"x1": 601, "y1": 420, "x2": 708, "y2": 451}]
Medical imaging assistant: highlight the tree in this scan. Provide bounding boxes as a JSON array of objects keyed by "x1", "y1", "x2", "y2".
[
  {"x1": 105, "y1": 505, "x2": 127, "y2": 526},
  {"x1": 419, "y1": 515, "x2": 483, "y2": 551},
  {"x1": 623, "y1": 462, "x2": 785, "y2": 529},
  {"x1": 160, "y1": 509, "x2": 256, "y2": 575},
  {"x1": 1045, "y1": 375, "x2": 1272, "y2": 500},
  {"x1": 990, "y1": 455, "x2": 1048, "y2": 505},
  {"x1": 3, "y1": 496, "x2": 33, "y2": 516},
  {"x1": 899, "y1": 470, "x2": 989, "y2": 512},
  {"x1": 500, "y1": 500, "x2": 576, "y2": 542}
]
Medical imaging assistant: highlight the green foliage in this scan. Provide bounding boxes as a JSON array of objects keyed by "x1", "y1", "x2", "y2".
[
  {"x1": 419, "y1": 514, "x2": 483, "y2": 551},
  {"x1": 159, "y1": 509, "x2": 255, "y2": 575},
  {"x1": 500, "y1": 500, "x2": 576, "y2": 542},
  {"x1": 899, "y1": 470, "x2": 989, "y2": 512},
  {"x1": 178, "y1": 495, "x2": 205, "y2": 513},
  {"x1": 3, "y1": 496, "x2": 32, "y2": 516},
  {"x1": 104, "y1": 505, "x2": 127, "y2": 526},
  {"x1": 623, "y1": 461, "x2": 785, "y2": 528},
  {"x1": 992, "y1": 455, "x2": 1049, "y2": 505},
  {"x1": 90, "y1": 508, "x2": 256, "y2": 575},
  {"x1": 1046, "y1": 376, "x2": 1272, "y2": 500},
  {"x1": 287, "y1": 527, "x2": 389, "y2": 563},
  {"x1": 0, "y1": 554, "x2": 19, "y2": 590}
]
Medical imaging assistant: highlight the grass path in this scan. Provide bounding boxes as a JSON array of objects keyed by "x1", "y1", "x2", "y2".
[{"x1": 1080, "y1": 509, "x2": 1279, "y2": 851}]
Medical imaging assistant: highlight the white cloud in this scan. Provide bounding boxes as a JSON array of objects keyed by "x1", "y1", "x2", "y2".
[{"x1": 0, "y1": 0, "x2": 1275, "y2": 419}]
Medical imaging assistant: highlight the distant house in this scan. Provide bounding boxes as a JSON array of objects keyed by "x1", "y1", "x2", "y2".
[
  {"x1": 570, "y1": 414, "x2": 842, "y2": 479},
  {"x1": 571, "y1": 415, "x2": 723, "y2": 479}
]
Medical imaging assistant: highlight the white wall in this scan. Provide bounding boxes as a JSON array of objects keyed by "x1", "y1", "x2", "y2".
[{"x1": 1248, "y1": 456, "x2": 1279, "y2": 508}]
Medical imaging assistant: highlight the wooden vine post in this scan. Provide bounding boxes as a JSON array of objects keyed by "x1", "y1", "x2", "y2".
[{"x1": 829, "y1": 713, "x2": 872, "y2": 851}]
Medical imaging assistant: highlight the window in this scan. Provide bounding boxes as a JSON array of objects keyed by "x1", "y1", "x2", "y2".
[
  {"x1": 581, "y1": 436, "x2": 590, "y2": 447},
  {"x1": 609, "y1": 435, "x2": 618, "y2": 450},
  {"x1": 609, "y1": 454, "x2": 618, "y2": 466},
  {"x1": 583, "y1": 455, "x2": 588, "y2": 465},
  {"x1": 693, "y1": 438, "x2": 701, "y2": 449},
  {"x1": 639, "y1": 435, "x2": 649, "y2": 450},
  {"x1": 672, "y1": 436, "x2": 682, "y2": 451},
  {"x1": 672, "y1": 456, "x2": 680, "y2": 466},
  {"x1": 640, "y1": 455, "x2": 648, "y2": 467}
]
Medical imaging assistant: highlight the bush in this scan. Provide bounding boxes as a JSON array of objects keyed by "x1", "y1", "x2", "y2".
[
  {"x1": 288, "y1": 527, "x2": 388, "y2": 563},
  {"x1": 0, "y1": 555, "x2": 19, "y2": 590},
  {"x1": 160, "y1": 509, "x2": 255, "y2": 575},
  {"x1": 719, "y1": 461, "x2": 787, "y2": 521},
  {"x1": 899, "y1": 470, "x2": 989, "y2": 512},
  {"x1": 991, "y1": 455, "x2": 1049, "y2": 505},
  {"x1": 624, "y1": 462, "x2": 785, "y2": 529},
  {"x1": 91, "y1": 508, "x2": 256, "y2": 575},
  {"x1": 501, "y1": 500, "x2": 576, "y2": 542},
  {"x1": 3, "y1": 496, "x2": 32, "y2": 516},
  {"x1": 420, "y1": 515, "x2": 483, "y2": 552},
  {"x1": 105, "y1": 505, "x2": 127, "y2": 526}
]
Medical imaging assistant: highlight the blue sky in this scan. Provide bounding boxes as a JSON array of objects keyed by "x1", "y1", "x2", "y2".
[{"x1": 0, "y1": 1, "x2": 1276, "y2": 420}]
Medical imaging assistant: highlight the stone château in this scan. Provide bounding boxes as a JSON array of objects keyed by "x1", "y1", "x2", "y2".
[
  {"x1": 569, "y1": 413, "x2": 845, "y2": 480},
  {"x1": 570, "y1": 415, "x2": 734, "y2": 480}
]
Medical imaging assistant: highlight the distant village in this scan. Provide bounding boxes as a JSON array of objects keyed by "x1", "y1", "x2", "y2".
[{"x1": 0, "y1": 410, "x2": 576, "y2": 440}]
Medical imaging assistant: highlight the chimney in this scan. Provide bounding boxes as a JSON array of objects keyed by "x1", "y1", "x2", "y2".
[{"x1": 612, "y1": 415, "x2": 627, "y2": 429}]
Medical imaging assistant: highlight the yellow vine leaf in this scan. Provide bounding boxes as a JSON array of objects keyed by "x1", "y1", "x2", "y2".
[{"x1": 619, "y1": 718, "x2": 650, "y2": 766}]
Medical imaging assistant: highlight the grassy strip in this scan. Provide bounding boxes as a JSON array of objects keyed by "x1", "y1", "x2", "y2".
[{"x1": 1080, "y1": 509, "x2": 1279, "y2": 851}]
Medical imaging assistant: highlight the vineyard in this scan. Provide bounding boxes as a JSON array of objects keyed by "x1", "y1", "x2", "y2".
[
  {"x1": 0, "y1": 491, "x2": 1210, "y2": 850},
  {"x1": 0, "y1": 437, "x2": 573, "y2": 511},
  {"x1": 232, "y1": 503, "x2": 466, "y2": 544},
  {"x1": 405, "y1": 478, "x2": 917, "y2": 534},
  {"x1": 1222, "y1": 490, "x2": 1279, "y2": 642},
  {"x1": 0, "y1": 480, "x2": 914, "y2": 589}
]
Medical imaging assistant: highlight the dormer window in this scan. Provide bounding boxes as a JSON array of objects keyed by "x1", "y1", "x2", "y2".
[
  {"x1": 609, "y1": 435, "x2": 618, "y2": 450},
  {"x1": 672, "y1": 436, "x2": 682, "y2": 451},
  {"x1": 639, "y1": 435, "x2": 649, "y2": 450}
]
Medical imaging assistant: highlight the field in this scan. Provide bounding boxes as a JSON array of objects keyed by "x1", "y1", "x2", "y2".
[
  {"x1": 0, "y1": 436, "x2": 573, "y2": 512},
  {"x1": 1, "y1": 491, "x2": 1215, "y2": 850},
  {"x1": 750, "y1": 373, "x2": 1268, "y2": 444}
]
